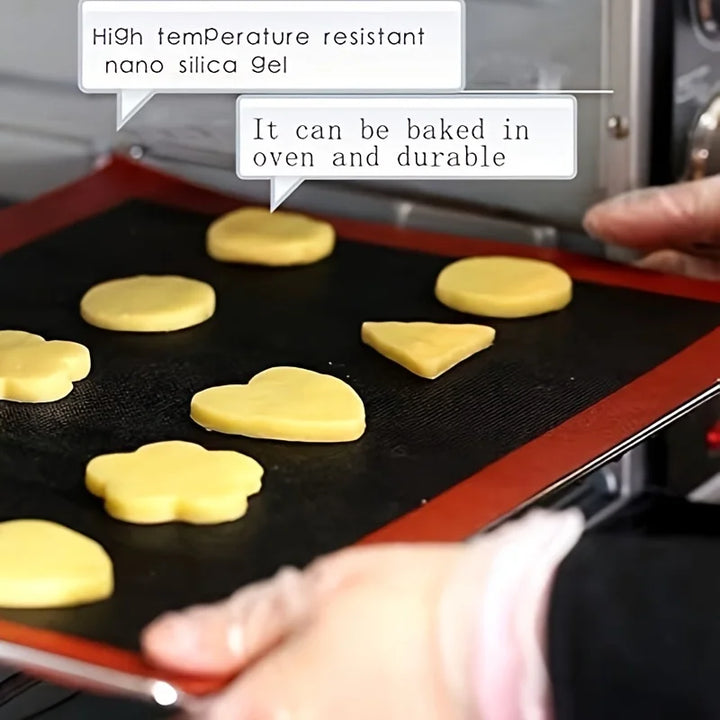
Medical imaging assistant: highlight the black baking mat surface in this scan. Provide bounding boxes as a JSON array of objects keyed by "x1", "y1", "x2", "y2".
[{"x1": 0, "y1": 200, "x2": 718, "y2": 651}]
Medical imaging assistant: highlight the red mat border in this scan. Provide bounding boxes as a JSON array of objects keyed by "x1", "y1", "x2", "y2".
[{"x1": 0, "y1": 156, "x2": 718, "y2": 695}]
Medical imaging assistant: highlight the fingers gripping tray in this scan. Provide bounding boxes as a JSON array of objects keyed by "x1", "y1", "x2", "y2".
[{"x1": 0, "y1": 158, "x2": 718, "y2": 693}]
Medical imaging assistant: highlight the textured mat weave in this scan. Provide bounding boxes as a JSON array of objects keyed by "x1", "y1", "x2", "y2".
[{"x1": 0, "y1": 200, "x2": 717, "y2": 649}]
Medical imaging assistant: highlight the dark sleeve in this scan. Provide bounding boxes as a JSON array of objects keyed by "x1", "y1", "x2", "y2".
[{"x1": 548, "y1": 519, "x2": 720, "y2": 720}]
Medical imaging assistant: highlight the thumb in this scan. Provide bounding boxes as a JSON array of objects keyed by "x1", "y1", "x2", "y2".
[
  {"x1": 141, "y1": 566, "x2": 317, "y2": 676},
  {"x1": 634, "y1": 250, "x2": 720, "y2": 281},
  {"x1": 141, "y1": 547, "x2": 400, "y2": 676},
  {"x1": 583, "y1": 176, "x2": 720, "y2": 252}
]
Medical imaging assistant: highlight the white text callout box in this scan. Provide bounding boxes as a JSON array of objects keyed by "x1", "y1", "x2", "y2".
[
  {"x1": 236, "y1": 95, "x2": 578, "y2": 209},
  {"x1": 79, "y1": 0, "x2": 465, "y2": 127}
]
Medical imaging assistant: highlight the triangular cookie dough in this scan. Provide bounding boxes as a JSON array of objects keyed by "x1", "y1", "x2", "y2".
[
  {"x1": 0, "y1": 520, "x2": 113, "y2": 609},
  {"x1": 206, "y1": 207, "x2": 335, "y2": 266},
  {"x1": 362, "y1": 322, "x2": 495, "y2": 379},
  {"x1": 86, "y1": 441, "x2": 264, "y2": 525},
  {"x1": 435, "y1": 256, "x2": 573, "y2": 318},
  {"x1": 80, "y1": 275, "x2": 216, "y2": 332},
  {"x1": 0, "y1": 330, "x2": 90, "y2": 402},
  {"x1": 191, "y1": 367, "x2": 365, "y2": 443}
]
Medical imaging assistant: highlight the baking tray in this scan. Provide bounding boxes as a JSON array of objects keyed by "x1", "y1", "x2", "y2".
[{"x1": 0, "y1": 157, "x2": 718, "y2": 698}]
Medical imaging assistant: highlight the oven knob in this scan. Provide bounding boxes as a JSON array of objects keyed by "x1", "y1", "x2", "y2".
[
  {"x1": 697, "y1": 0, "x2": 720, "y2": 35},
  {"x1": 687, "y1": 94, "x2": 720, "y2": 179}
]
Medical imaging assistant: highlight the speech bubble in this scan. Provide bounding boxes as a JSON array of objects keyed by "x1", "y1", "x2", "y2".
[
  {"x1": 236, "y1": 95, "x2": 577, "y2": 210},
  {"x1": 117, "y1": 89, "x2": 155, "y2": 128},
  {"x1": 78, "y1": 0, "x2": 465, "y2": 130}
]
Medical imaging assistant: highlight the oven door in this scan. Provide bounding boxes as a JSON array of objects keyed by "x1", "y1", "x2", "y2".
[{"x1": 0, "y1": 0, "x2": 651, "y2": 250}]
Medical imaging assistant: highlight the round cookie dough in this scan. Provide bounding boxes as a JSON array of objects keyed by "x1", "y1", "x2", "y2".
[
  {"x1": 435, "y1": 256, "x2": 573, "y2": 319},
  {"x1": 86, "y1": 441, "x2": 264, "y2": 525},
  {"x1": 80, "y1": 275, "x2": 216, "y2": 332},
  {"x1": 191, "y1": 367, "x2": 365, "y2": 443},
  {"x1": 206, "y1": 207, "x2": 335, "y2": 266},
  {"x1": 0, "y1": 520, "x2": 113, "y2": 609}
]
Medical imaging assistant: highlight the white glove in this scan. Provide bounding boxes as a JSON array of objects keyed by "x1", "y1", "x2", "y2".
[{"x1": 141, "y1": 510, "x2": 583, "y2": 720}]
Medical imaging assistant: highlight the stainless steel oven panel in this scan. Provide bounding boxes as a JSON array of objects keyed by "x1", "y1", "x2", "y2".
[
  {"x1": 358, "y1": 0, "x2": 612, "y2": 229},
  {"x1": 0, "y1": 0, "x2": 656, "y2": 241}
]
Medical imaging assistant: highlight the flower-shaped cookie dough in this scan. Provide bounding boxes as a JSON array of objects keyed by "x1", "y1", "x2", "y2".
[
  {"x1": 0, "y1": 520, "x2": 113, "y2": 609},
  {"x1": 0, "y1": 331, "x2": 91, "y2": 402},
  {"x1": 86, "y1": 441, "x2": 264, "y2": 525}
]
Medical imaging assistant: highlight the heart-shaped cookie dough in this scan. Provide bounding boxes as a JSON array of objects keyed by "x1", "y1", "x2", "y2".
[
  {"x1": 0, "y1": 331, "x2": 90, "y2": 402},
  {"x1": 0, "y1": 520, "x2": 113, "y2": 609},
  {"x1": 191, "y1": 367, "x2": 366, "y2": 443},
  {"x1": 86, "y1": 441, "x2": 264, "y2": 525}
]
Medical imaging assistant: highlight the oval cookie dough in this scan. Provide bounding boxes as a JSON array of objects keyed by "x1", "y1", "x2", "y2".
[
  {"x1": 435, "y1": 256, "x2": 572, "y2": 319},
  {"x1": 81, "y1": 275, "x2": 216, "y2": 332},
  {"x1": 86, "y1": 441, "x2": 264, "y2": 525},
  {"x1": 0, "y1": 520, "x2": 113, "y2": 609},
  {"x1": 207, "y1": 207, "x2": 335, "y2": 266},
  {"x1": 191, "y1": 367, "x2": 365, "y2": 443},
  {"x1": 0, "y1": 330, "x2": 90, "y2": 402}
]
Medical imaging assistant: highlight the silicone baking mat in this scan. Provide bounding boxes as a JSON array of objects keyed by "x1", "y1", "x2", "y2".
[
  {"x1": 0, "y1": 158, "x2": 716, "y2": 692},
  {"x1": 0, "y1": 196, "x2": 718, "y2": 652}
]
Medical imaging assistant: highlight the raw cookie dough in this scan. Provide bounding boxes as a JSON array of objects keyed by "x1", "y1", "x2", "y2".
[
  {"x1": 86, "y1": 441, "x2": 264, "y2": 525},
  {"x1": 191, "y1": 367, "x2": 365, "y2": 443},
  {"x1": 0, "y1": 520, "x2": 113, "y2": 609},
  {"x1": 362, "y1": 322, "x2": 495, "y2": 379},
  {"x1": 206, "y1": 207, "x2": 335, "y2": 266},
  {"x1": 80, "y1": 275, "x2": 215, "y2": 332},
  {"x1": 0, "y1": 331, "x2": 90, "y2": 402},
  {"x1": 435, "y1": 256, "x2": 573, "y2": 319}
]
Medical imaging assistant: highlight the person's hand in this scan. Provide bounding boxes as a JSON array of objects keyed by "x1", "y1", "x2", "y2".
[
  {"x1": 140, "y1": 509, "x2": 584, "y2": 720},
  {"x1": 141, "y1": 544, "x2": 477, "y2": 720},
  {"x1": 583, "y1": 175, "x2": 720, "y2": 280}
]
